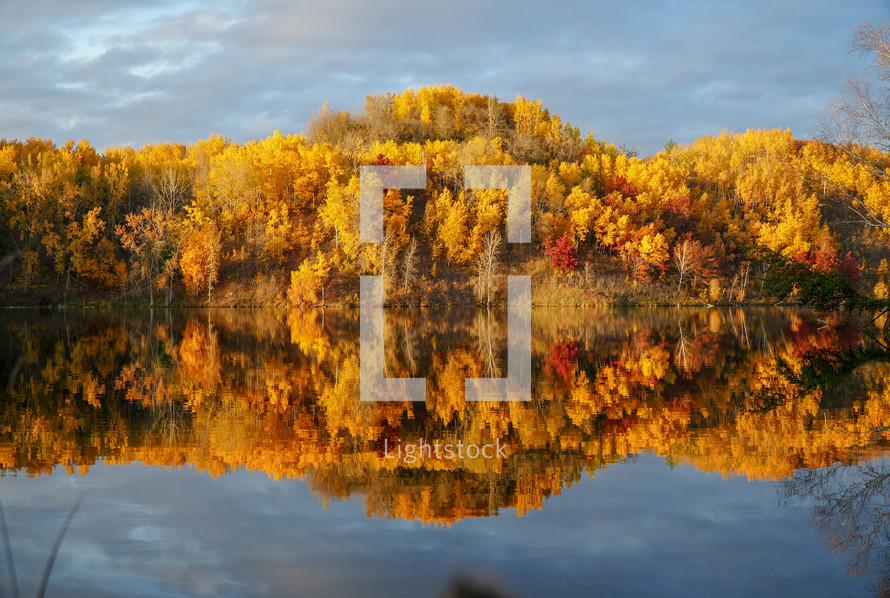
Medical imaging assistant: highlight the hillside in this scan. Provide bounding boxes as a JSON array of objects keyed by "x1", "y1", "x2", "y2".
[{"x1": 1, "y1": 85, "x2": 889, "y2": 308}]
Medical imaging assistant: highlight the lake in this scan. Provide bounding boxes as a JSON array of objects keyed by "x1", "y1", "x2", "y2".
[{"x1": 1, "y1": 307, "x2": 889, "y2": 597}]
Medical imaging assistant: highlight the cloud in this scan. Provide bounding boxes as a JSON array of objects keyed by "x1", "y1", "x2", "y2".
[
  {"x1": 0, "y1": 455, "x2": 866, "y2": 597},
  {"x1": 0, "y1": 0, "x2": 886, "y2": 154}
]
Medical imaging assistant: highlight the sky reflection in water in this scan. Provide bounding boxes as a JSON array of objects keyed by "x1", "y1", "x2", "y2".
[
  {"x1": 0, "y1": 455, "x2": 869, "y2": 598},
  {"x1": 1, "y1": 307, "x2": 889, "y2": 597}
]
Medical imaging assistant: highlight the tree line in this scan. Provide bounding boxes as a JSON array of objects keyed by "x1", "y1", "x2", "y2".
[{"x1": 1, "y1": 81, "x2": 889, "y2": 306}]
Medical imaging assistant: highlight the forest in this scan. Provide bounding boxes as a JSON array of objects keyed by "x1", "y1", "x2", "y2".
[{"x1": 1, "y1": 83, "x2": 889, "y2": 307}]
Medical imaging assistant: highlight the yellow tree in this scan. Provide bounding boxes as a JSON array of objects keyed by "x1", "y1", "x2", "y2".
[
  {"x1": 436, "y1": 191, "x2": 471, "y2": 264},
  {"x1": 319, "y1": 176, "x2": 362, "y2": 266},
  {"x1": 179, "y1": 205, "x2": 222, "y2": 301},
  {"x1": 288, "y1": 252, "x2": 330, "y2": 306},
  {"x1": 67, "y1": 207, "x2": 127, "y2": 289}
]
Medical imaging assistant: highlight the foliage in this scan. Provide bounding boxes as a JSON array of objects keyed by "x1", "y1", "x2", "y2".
[
  {"x1": 179, "y1": 215, "x2": 221, "y2": 299},
  {"x1": 542, "y1": 232, "x2": 578, "y2": 272},
  {"x1": 759, "y1": 248, "x2": 887, "y2": 313},
  {"x1": 0, "y1": 84, "x2": 888, "y2": 306},
  {"x1": 288, "y1": 253, "x2": 329, "y2": 306}
]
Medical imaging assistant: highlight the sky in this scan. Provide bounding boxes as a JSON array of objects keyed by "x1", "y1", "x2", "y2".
[{"x1": 0, "y1": 0, "x2": 887, "y2": 156}]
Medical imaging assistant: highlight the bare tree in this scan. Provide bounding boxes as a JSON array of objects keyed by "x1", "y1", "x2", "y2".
[
  {"x1": 152, "y1": 166, "x2": 189, "y2": 305},
  {"x1": 672, "y1": 236, "x2": 717, "y2": 295},
  {"x1": 485, "y1": 96, "x2": 506, "y2": 141},
  {"x1": 673, "y1": 239, "x2": 693, "y2": 292},
  {"x1": 815, "y1": 22, "x2": 890, "y2": 230},
  {"x1": 824, "y1": 23, "x2": 890, "y2": 151},
  {"x1": 401, "y1": 236, "x2": 419, "y2": 295},
  {"x1": 152, "y1": 167, "x2": 188, "y2": 216},
  {"x1": 363, "y1": 95, "x2": 400, "y2": 143},
  {"x1": 474, "y1": 230, "x2": 502, "y2": 305},
  {"x1": 308, "y1": 102, "x2": 357, "y2": 146},
  {"x1": 381, "y1": 228, "x2": 398, "y2": 296}
]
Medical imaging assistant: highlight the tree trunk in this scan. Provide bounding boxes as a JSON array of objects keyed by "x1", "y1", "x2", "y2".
[
  {"x1": 148, "y1": 252, "x2": 154, "y2": 307},
  {"x1": 64, "y1": 263, "x2": 71, "y2": 304}
]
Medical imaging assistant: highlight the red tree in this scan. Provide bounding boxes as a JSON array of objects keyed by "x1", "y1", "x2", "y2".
[
  {"x1": 542, "y1": 232, "x2": 578, "y2": 272},
  {"x1": 793, "y1": 239, "x2": 861, "y2": 286},
  {"x1": 606, "y1": 175, "x2": 638, "y2": 198}
]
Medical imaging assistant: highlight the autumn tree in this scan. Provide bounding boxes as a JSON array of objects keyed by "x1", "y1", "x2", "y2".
[
  {"x1": 542, "y1": 232, "x2": 578, "y2": 272},
  {"x1": 673, "y1": 236, "x2": 718, "y2": 293},
  {"x1": 428, "y1": 189, "x2": 471, "y2": 264},
  {"x1": 116, "y1": 208, "x2": 173, "y2": 306},
  {"x1": 5, "y1": 144, "x2": 90, "y2": 291},
  {"x1": 2, "y1": 85, "x2": 890, "y2": 308},
  {"x1": 179, "y1": 206, "x2": 222, "y2": 301},
  {"x1": 319, "y1": 177, "x2": 362, "y2": 264},
  {"x1": 67, "y1": 207, "x2": 127, "y2": 290},
  {"x1": 288, "y1": 252, "x2": 330, "y2": 306}
]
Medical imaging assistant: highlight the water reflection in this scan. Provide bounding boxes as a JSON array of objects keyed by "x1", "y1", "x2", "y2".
[
  {"x1": 4, "y1": 307, "x2": 890, "y2": 595},
  {"x1": 1, "y1": 307, "x2": 889, "y2": 523},
  {"x1": 782, "y1": 457, "x2": 890, "y2": 595}
]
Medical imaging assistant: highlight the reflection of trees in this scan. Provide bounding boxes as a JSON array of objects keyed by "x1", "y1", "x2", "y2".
[
  {"x1": 781, "y1": 459, "x2": 890, "y2": 595},
  {"x1": 475, "y1": 309, "x2": 504, "y2": 380},
  {"x1": 776, "y1": 329, "x2": 890, "y2": 596},
  {"x1": 2, "y1": 307, "x2": 890, "y2": 523}
]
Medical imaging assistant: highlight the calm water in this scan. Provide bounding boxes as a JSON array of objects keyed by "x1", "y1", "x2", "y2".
[{"x1": 1, "y1": 307, "x2": 889, "y2": 597}]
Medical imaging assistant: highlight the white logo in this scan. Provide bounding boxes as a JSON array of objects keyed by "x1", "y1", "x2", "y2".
[{"x1": 359, "y1": 165, "x2": 531, "y2": 402}]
